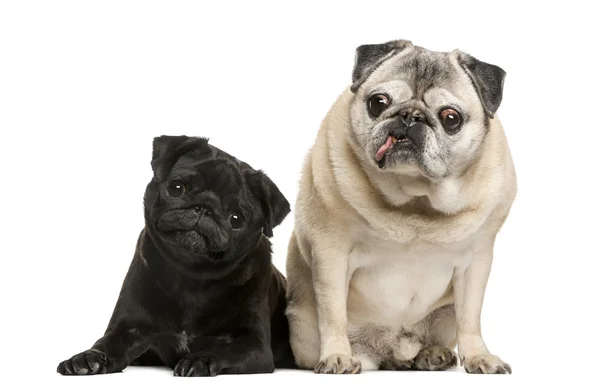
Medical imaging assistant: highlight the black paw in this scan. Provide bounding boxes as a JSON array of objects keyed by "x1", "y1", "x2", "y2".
[
  {"x1": 174, "y1": 353, "x2": 223, "y2": 377},
  {"x1": 57, "y1": 349, "x2": 107, "y2": 375}
]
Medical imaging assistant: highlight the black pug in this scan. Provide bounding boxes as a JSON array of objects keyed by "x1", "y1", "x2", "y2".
[{"x1": 57, "y1": 136, "x2": 294, "y2": 376}]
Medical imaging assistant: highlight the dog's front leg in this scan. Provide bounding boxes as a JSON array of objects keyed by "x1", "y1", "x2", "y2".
[
  {"x1": 57, "y1": 322, "x2": 153, "y2": 375},
  {"x1": 173, "y1": 335, "x2": 274, "y2": 377},
  {"x1": 173, "y1": 305, "x2": 275, "y2": 377},
  {"x1": 311, "y1": 241, "x2": 361, "y2": 374},
  {"x1": 453, "y1": 239, "x2": 511, "y2": 374}
]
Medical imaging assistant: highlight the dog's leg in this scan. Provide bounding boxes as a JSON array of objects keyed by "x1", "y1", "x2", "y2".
[
  {"x1": 311, "y1": 242, "x2": 361, "y2": 374},
  {"x1": 286, "y1": 235, "x2": 321, "y2": 369},
  {"x1": 57, "y1": 323, "x2": 153, "y2": 375},
  {"x1": 173, "y1": 337, "x2": 274, "y2": 377},
  {"x1": 453, "y1": 239, "x2": 511, "y2": 374},
  {"x1": 410, "y1": 304, "x2": 457, "y2": 371},
  {"x1": 173, "y1": 306, "x2": 275, "y2": 377}
]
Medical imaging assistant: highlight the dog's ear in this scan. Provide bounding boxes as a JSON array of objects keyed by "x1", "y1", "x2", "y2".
[
  {"x1": 151, "y1": 136, "x2": 209, "y2": 181},
  {"x1": 245, "y1": 169, "x2": 290, "y2": 237},
  {"x1": 351, "y1": 39, "x2": 413, "y2": 93},
  {"x1": 457, "y1": 52, "x2": 506, "y2": 118}
]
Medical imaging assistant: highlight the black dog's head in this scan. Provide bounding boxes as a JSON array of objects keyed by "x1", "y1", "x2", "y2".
[{"x1": 143, "y1": 136, "x2": 290, "y2": 276}]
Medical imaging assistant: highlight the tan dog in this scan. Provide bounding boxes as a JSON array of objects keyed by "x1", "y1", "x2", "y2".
[{"x1": 285, "y1": 40, "x2": 516, "y2": 374}]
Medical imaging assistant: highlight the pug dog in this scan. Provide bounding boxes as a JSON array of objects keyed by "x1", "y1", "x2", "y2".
[
  {"x1": 57, "y1": 136, "x2": 294, "y2": 376},
  {"x1": 286, "y1": 40, "x2": 516, "y2": 374}
]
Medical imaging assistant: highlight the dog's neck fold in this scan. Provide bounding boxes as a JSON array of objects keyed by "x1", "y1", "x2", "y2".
[{"x1": 139, "y1": 226, "x2": 267, "y2": 291}]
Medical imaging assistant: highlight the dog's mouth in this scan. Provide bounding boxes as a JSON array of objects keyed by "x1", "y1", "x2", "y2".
[
  {"x1": 375, "y1": 134, "x2": 414, "y2": 164},
  {"x1": 163, "y1": 229, "x2": 227, "y2": 259}
]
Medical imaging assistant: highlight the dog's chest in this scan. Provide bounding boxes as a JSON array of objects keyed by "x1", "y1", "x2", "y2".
[
  {"x1": 347, "y1": 239, "x2": 471, "y2": 326},
  {"x1": 156, "y1": 306, "x2": 233, "y2": 356}
]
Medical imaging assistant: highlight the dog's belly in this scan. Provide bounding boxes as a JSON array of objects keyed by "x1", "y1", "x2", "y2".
[{"x1": 347, "y1": 241, "x2": 470, "y2": 329}]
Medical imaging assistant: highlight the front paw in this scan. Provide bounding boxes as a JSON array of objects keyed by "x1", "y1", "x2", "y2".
[
  {"x1": 315, "y1": 354, "x2": 361, "y2": 374},
  {"x1": 174, "y1": 353, "x2": 222, "y2": 377},
  {"x1": 463, "y1": 354, "x2": 511, "y2": 374},
  {"x1": 413, "y1": 346, "x2": 457, "y2": 371},
  {"x1": 57, "y1": 349, "x2": 107, "y2": 375}
]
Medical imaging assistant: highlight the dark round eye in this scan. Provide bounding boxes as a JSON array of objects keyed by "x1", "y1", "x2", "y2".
[
  {"x1": 229, "y1": 213, "x2": 244, "y2": 230},
  {"x1": 439, "y1": 108, "x2": 462, "y2": 132},
  {"x1": 368, "y1": 94, "x2": 391, "y2": 117},
  {"x1": 166, "y1": 180, "x2": 186, "y2": 198}
]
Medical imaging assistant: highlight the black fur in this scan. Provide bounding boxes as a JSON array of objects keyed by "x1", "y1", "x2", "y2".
[
  {"x1": 57, "y1": 136, "x2": 294, "y2": 376},
  {"x1": 351, "y1": 39, "x2": 413, "y2": 93},
  {"x1": 458, "y1": 53, "x2": 506, "y2": 118}
]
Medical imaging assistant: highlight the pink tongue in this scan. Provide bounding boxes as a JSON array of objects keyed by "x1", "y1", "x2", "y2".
[{"x1": 376, "y1": 136, "x2": 394, "y2": 162}]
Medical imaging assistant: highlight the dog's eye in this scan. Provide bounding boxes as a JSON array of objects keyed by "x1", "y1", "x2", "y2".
[
  {"x1": 166, "y1": 180, "x2": 186, "y2": 198},
  {"x1": 439, "y1": 108, "x2": 462, "y2": 132},
  {"x1": 229, "y1": 213, "x2": 244, "y2": 230},
  {"x1": 368, "y1": 94, "x2": 391, "y2": 117}
]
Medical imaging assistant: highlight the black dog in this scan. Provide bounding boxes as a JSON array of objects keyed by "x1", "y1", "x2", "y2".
[{"x1": 57, "y1": 136, "x2": 294, "y2": 376}]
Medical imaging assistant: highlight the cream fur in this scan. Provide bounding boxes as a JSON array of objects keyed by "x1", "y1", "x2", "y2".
[{"x1": 286, "y1": 81, "x2": 516, "y2": 374}]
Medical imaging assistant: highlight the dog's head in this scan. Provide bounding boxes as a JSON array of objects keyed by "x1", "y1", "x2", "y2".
[
  {"x1": 348, "y1": 40, "x2": 505, "y2": 179},
  {"x1": 143, "y1": 136, "x2": 289, "y2": 275}
]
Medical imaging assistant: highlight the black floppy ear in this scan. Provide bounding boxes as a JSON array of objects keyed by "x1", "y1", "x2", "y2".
[
  {"x1": 351, "y1": 39, "x2": 413, "y2": 93},
  {"x1": 152, "y1": 135, "x2": 192, "y2": 161},
  {"x1": 457, "y1": 52, "x2": 506, "y2": 118},
  {"x1": 151, "y1": 135, "x2": 209, "y2": 181},
  {"x1": 245, "y1": 170, "x2": 290, "y2": 237}
]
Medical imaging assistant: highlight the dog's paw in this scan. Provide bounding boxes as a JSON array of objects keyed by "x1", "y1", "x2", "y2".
[
  {"x1": 314, "y1": 354, "x2": 361, "y2": 374},
  {"x1": 463, "y1": 354, "x2": 511, "y2": 374},
  {"x1": 174, "y1": 353, "x2": 222, "y2": 377},
  {"x1": 57, "y1": 349, "x2": 107, "y2": 375},
  {"x1": 413, "y1": 346, "x2": 457, "y2": 371}
]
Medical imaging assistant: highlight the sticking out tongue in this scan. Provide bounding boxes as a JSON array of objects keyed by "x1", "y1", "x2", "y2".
[{"x1": 376, "y1": 135, "x2": 396, "y2": 162}]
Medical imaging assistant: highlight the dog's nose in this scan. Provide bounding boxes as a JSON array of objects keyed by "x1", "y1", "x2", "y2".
[{"x1": 400, "y1": 109, "x2": 424, "y2": 128}]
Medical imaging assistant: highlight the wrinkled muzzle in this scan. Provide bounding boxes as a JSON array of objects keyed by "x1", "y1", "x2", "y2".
[{"x1": 157, "y1": 208, "x2": 231, "y2": 253}]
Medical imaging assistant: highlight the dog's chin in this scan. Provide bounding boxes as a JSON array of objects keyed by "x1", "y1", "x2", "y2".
[
  {"x1": 371, "y1": 141, "x2": 421, "y2": 171},
  {"x1": 369, "y1": 138, "x2": 446, "y2": 179},
  {"x1": 161, "y1": 230, "x2": 227, "y2": 260},
  {"x1": 378, "y1": 149, "x2": 420, "y2": 169}
]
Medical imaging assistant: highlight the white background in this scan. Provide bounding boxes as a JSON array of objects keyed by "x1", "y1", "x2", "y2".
[{"x1": 1, "y1": 1, "x2": 598, "y2": 390}]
